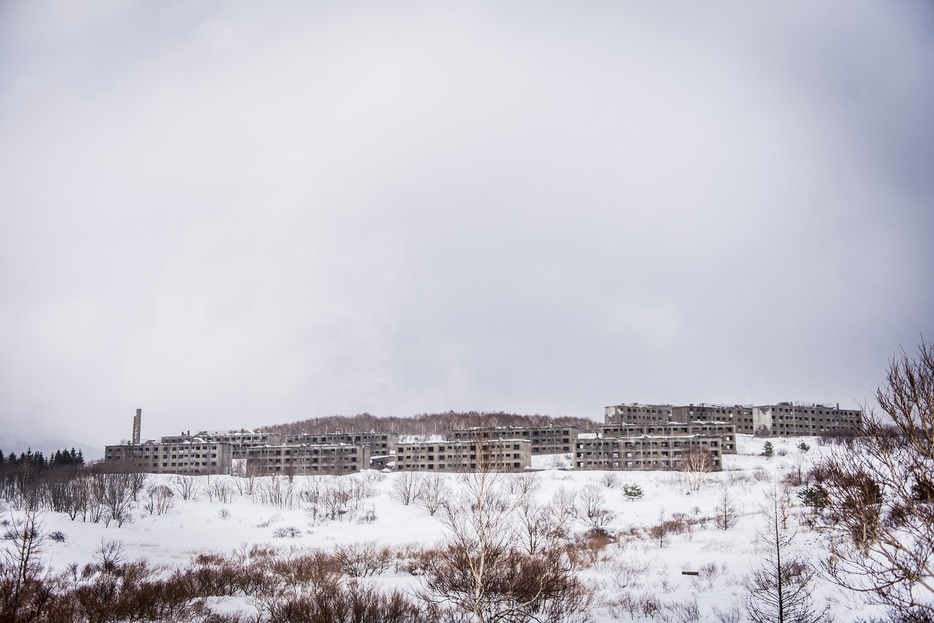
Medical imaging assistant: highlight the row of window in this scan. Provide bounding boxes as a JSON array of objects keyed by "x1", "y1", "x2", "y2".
[{"x1": 398, "y1": 462, "x2": 524, "y2": 470}]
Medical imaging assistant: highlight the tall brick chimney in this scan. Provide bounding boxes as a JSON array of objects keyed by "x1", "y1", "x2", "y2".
[{"x1": 132, "y1": 408, "x2": 141, "y2": 445}]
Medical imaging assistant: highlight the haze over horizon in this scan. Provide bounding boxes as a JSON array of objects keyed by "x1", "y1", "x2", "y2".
[{"x1": 1, "y1": 1, "x2": 933, "y2": 450}]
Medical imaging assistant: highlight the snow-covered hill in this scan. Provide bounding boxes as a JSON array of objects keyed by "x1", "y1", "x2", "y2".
[{"x1": 2, "y1": 434, "x2": 885, "y2": 622}]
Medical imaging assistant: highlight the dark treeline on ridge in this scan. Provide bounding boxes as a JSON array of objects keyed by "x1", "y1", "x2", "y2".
[
  {"x1": 259, "y1": 411, "x2": 600, "y2": 436},
  {"x1": 0, "y1": 447, "x2": 85, "y2": 469}
]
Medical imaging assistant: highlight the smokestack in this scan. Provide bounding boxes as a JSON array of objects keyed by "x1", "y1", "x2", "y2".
[{"x1": 132, "y1": 409, "x2": 141, "y2": 445}]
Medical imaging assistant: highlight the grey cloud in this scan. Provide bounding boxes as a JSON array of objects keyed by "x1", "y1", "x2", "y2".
[{"x1": 1, "y1": 1, "x2": 932, "y2": 449}]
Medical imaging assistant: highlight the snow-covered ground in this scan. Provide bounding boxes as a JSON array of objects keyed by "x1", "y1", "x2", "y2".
[{"x1": 2, "y1": 434, "x2": 885, "y2": 622}]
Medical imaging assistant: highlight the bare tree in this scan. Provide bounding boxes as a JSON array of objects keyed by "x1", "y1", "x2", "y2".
[
  {"x1": 257, "y1": 475, "x2": 296, "y2": 509},
  {"x1": 506, "y1": 472, "x2": 539, "y2": 498},
  {"x1": 679, "y1": 447, "x2": 713, "y2": 492},
  {"x1": 648, "y1": 509, "x2": 673, "y2": 549},
  {"x1": 234, "y1": 468, "x2": 257, "y2": 497},
  {"x1": 98, "y1": 473, "x2": 136, "y2": 527},
  {"x1": 714, "y1": 484, "x2": 740, "y2": 531},
  {"x1": 172, "y1": 475, "x2": 201, "y2": 501},
  {"x1": 210, "y1": 478, "x2": 234, "y2": 504},
  {"x1": 390, "y1": 471, "x2": 425, "y2": 506},
  {"x1": 320, "y1": 479, "x2": 353, "y2": 521},
  {"x1": 550, "y1": 486, "x2": 578, "y2": 530},
  {"x1": 143, "y1": 484, "x2": 175, "y2": 516},
  {"x1": 515, "y1": 498, "x2": 554, "y2": 556},
  {"x1": 0, "y1": 507, "x2": 54, "y2": 622},
  {"x1": 418, "y1": 473, "x2": 449, "y2": 516},
  {"x1": 62, "y1": 477, "x2": 91, "y2": 522},
  {"x1": 815, "y1": 339, "x2": 934, "y2": 617},
  {"x1": 577, "y1": 483, "x2": 615, "y2": 533},
  {"x1": 744, "y1": 484, "x2": 829, "y2": 623}
]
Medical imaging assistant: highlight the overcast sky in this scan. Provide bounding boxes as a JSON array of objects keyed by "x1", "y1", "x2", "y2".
[{"x1": 1, "y1": 1, "x2": 932, "y2": 452}]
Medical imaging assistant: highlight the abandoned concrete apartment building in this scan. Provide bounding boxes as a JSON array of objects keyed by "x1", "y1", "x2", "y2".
[{"x1": 103, "y1": 401, "x2": 861, "y2": 476}]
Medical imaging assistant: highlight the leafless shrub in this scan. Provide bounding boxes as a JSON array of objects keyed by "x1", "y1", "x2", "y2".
[
  {"x1": 607, "y1": 591, "x2": 664, "y2": 620},
  {"x1": 507, "y1": 472, "x2": 540, "y2": 497},
  {"x1": 257, "y1": 476, "x2": 296, "y2": 509},
  {"x1": 420, "y1": 468, "x2": 593, "y2": 623},
  {"x1": 688, "y1": 561, "x2": 727, "y2": 592},
  {"x1": 68, "y1": 552, "x2": 198, "y2": 622},
  {"x1": 515, "y1": 497, "x2": 569, "y2": 556},
  {"x1": 712, "y1": 604, "x2": 743, "y2": 623},
  {"x1": 263, "y1": 581, "x2": 432, "y2": 623},
  {"x1": 62, "y1": 477, "x2": 91, "y2": 522},
  {"x1": 355, "y1": 505, "x2": 377, "y2": 524},
  {"x1": 172, "y1": 475, "x2": 201, "y2": 501},
  {"x1": 143, "y1": 484, "x2": 175, "y2": 515},
  {"x1": 783, "y1": 465, "x2": 806, "y2": 487},
  {"x1": 205, "y1": 476, "x2": 234, "y2": 504},
  {"x1": 300, "y1": 477, "x2": 324, "y2": 523},
  {"x1": 266, "y1": 549, "x2": 341, "y2": 595},
  {"x1": 753, "y1": 467, "x2": 770, "y2": 482},
  {"x1": 669, "y1": 594, "x2": 701, "y2": 623},
  {"x1": 234, "y1": 471, "x2": 257, "y2": 497},
  {"x1": 94, "y1": 473, "x2": 136, "y2": 526},
  {"x1": 648, "y1": 510, "x2": 685, "y2": 549},
  {"x1": 272, "y1": 526, "x2": 302, "y2": 538},
  {"x1": 817, "y1": 430, "x2": 858, "y2": 447},
  {"x1": 394, "y1": 543, "x2": 438, "y2": 576},
  {"x1": 569, "y1": 528, "x2": 617, "y2": 568},
  {"x1": 334, "y1": 542, "x2": 393, "y2": 577},
  {"x1": 607, "y1": 556, "x2": 650, "y2": 591},
  {"x1": 346, "y1": 473, "x2": 379, "y2": 504}
]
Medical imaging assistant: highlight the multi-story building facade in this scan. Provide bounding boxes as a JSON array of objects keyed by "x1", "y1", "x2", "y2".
[
  {"x1": 574, "y1": 434, "x2": 723, "y2": 471},
  {"x1": 245, "y1": 444, "x2": 369, "y2": 475},
  {"x1": 283, "y1": 432, "x2": 398, "y2": 455},
  {"x1": 604, "y1": 403, "x2": 674, "y2": 425},
  {"x1": 752, "y1": 402, "x2": 862, "y2": 437},
  {"x1": 605, "y1": 402, "x2": 861, "y2": 437},
  {"x1": 450, "y1": 426, "x2": 577, "y2": 455},
  {"x1": 104, "y1": 441, "x2": 233, "y2": 475},
  {"x1": 671, "y1": 404, "x2": 756, "y2": 434},
  {"x1": 161, "y1": 430, "x2": 284, "y2": 459},
  {"x1": 599, "y1": 422, "x2": 737, "y2": 453},
  {"x1": 395, "y1": 439, "x2": 532, "y2": 472}
]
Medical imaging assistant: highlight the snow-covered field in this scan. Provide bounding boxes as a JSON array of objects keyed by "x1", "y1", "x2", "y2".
[{"x1": 3, "y1": 435, "x2": 884, "y2": 622}]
